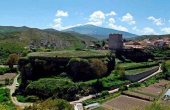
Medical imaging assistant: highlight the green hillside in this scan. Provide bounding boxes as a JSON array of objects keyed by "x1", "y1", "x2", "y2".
[{"x1": 0, "y1": 26, "x2": 97, "y2": 64}]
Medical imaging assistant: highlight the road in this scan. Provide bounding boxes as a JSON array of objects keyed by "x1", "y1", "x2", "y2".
[
  {"x1": 71, "y1": 64, "x2": 162, "y2": 104},
  {"x1": 6, "y1": 74, "x2": 33, "y2": 110}
]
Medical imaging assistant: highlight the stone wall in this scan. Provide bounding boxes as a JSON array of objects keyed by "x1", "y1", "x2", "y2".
[{"x1": 125, "y1": 66, "x2": 159, "y2": 82}]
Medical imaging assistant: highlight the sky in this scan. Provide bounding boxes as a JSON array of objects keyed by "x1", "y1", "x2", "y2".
[{"x1": 0, "y1": 0, "x2": 170, "y2": 35}]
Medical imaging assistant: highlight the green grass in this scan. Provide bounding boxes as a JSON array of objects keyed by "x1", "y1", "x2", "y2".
[
  {"x1": 27, "y1": 50, "x2": 110, "y2": 58},
  {"x1": 0, "y1": 88, "x2": 16, "y2": 110}
]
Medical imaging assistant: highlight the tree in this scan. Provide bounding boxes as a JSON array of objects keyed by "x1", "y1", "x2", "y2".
[
  {"x1": 67, "y1": 58, "x2": 95, "y2": 81},
  {"x1": 115, "y1": 65, "x2": 125, "y2": 80},
  {"x1": 106, "y1": 52, "x2": 115, "y2": 73},
  {"x1": 6, "y1": 53, "x2": 19, "y2": 69},
  {"x1": 90, "y1": 59, "x2": 107, "y2": 77}
]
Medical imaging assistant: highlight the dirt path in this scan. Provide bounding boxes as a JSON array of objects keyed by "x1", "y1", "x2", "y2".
[{"x1": 7, "y1": 74, "x2": 33, "y2": 110}]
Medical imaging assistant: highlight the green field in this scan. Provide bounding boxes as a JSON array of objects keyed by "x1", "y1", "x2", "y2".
[{"x1": 27, "y1": 50, "x2": 110, "y2": 58}]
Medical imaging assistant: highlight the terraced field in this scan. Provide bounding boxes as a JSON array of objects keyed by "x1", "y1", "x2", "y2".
[
  {"x1": 102, "y1": 95, "x2": 151, "y2": 110},
  {"x1": 102, "y1": 80, "x2": 170, "y2": 110}
]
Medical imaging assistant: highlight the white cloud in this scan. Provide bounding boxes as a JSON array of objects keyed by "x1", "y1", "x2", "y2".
[
  {"x1": 161, "y1": 27, "x2": 170, "y2": 34},
  {"x1": 88, "y1": 11, "x2": 105, "y2": 26},
  {"x1": 52, "y1": 18, "x2": 63, "y2": 30},
  {"x1": 121, "y1": 13, "x2": 136, "y2": 25},
  {"x1": 141, "y1": 27, "x2": 158, "y2": 35},
  {"x1": 147, "y1": 16, "x2": 163, "y2": 26},
  {"x1": 108, "y1": 18, "x2": 116, "y2": 24},
  {"x1": 56, "y1": 10, "x2": 68, "y2": 17},
  {"x1": 52, "y1": 10, "x2": 70, "y2": 30},
  {"x1": 106, "y1": 11, "x2": 116, "y2": 16},
  {"x1": 108, "y1": 18, "x2": 128, "y2": 32}
]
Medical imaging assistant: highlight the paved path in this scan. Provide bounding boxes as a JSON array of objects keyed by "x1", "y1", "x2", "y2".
[
  {"x1": 6, "y1": 74, "x2": 33, "y2": 109},
  {"x1": 71, "y1": 64, "x2": 162, "y2": 104}
]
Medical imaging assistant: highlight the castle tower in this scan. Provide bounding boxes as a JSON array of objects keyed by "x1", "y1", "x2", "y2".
[{"x1": 108, "y1": 34, "x2": 123, "y2": 50}]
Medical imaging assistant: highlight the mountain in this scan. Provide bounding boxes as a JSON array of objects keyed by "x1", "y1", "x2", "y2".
[
  {"x1": 0, "y1": 26, "x2": 97, "y2": 51},
  {"x1": 63, "y1": 24, "x2": 137, "y2": 39}
]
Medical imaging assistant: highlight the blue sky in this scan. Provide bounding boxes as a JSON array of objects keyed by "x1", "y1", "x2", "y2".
[{"x1": 0, "y1": 0, "x2": 170, "y2": 35}]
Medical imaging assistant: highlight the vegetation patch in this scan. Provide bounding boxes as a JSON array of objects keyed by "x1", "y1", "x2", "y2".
[{"x1": 0, "y1": 88, "x2": 16, "y2": 110}]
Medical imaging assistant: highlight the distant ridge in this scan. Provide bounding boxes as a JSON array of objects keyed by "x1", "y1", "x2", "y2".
[
  {"x1": 63, "y1": 24, "x2": 137, "y2": 39},
  {"x1": 0, "y1": 26, "x2": 97, "y2": 49}
]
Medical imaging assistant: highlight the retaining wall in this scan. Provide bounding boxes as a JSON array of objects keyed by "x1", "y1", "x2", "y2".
[{"x1": 125, "y1": 66, "x2": 159, "y2": 82}]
